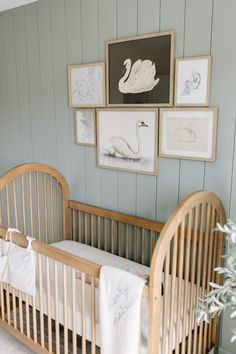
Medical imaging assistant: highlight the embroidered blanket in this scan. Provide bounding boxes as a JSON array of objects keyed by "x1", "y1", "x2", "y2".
[{"x1": 99, "y1": 265, "x2": 146, "y2": 354}]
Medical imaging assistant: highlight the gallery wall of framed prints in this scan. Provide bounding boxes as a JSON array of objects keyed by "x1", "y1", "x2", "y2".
[{"x1": 67, "y1": 29, "x2": 218, "y2": 177}]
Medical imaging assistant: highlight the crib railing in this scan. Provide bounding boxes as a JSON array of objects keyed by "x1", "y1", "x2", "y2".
[
  {"x1": 148, "y1": 191, "x2": 226, "y2": 354},
  {"x1": 0, "y1": 226, "x2": 149, "y2": 354},
  {"x1": 69, "y1": 200, "x2": 164, "y2": 267}
]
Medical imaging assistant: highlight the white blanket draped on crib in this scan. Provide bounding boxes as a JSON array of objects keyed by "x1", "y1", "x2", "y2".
[{"x1": 99, "y1": 266, "x2": 146, "y2": 354}]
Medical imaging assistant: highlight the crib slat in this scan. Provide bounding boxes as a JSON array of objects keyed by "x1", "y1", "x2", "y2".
[
  {"x1": 150, "y1": 230, "x2": 154, "y2": 259},
  {"x1": 175, "y1": 219, "x2": 185, "y2": 354},
  {"x1": 32, "y1": 294, "x2": 37, "y2": 343},
  {"x1": 187, "y1": 206, "x2": 199, "y2": 353},
  {"x1": 56, "y1": 181, "x2": 60, "y2": 241},
  {"x1": 36, "y1": 172, "x2": 41, "y2": 240},
  {"x1": 72, "y1": 268, "x2": 77, "y2": 354},
  {"x1": 168, "y1": 231, "x2": 178, "y2": 353},
  {"x1": 125, "y1": 224, "x2": 129, "y2": 258},
  {"x1": 6, "y1": 285, "x2": 10, "y2": 324},
  {"x1": 25, "y1": 294, "x2": 30, "y2": 338},
  {"x1": 104, "y1": 218, "x2": 107, "y2": 251},
  {"x1": 141, "y1": 228, "x2": 145, "y2": 265},
  {"x1": 91, "y1": 276, "x2": 96, "y2": 354},
  {"x1": 91, "y1": 214, "x2": 94, "y2": 247},
  {"x1": 29, "y1": 172, "x2": 34, "y2": 236},
  {"x1": 111, "y1": 220, "x2": 114, "y2": 254},
  {"x1": 44, "y1": 173, "x2": 48, "y2": 243},
  {"x1": 85, "y1": 213, "x2": 88, "y2": 245},
  {"x1": 98, "y1": 216, "x2": 101, "y2": 249},
  {"x1": 12, "y1": 288, "x2": 17, "y2": 329},
  {"x1": 162, "y1": 249, "x2": 170, "y2": 353},
  {"x1": 21, "y1": 174, "x2": 27, "y2": 233},
  {"x1": 50, "y1": 176, "x2": 54, "y2": 243},
  {"x1": 79, "y1": 211, "x2": 82, "y2": 243},
  {"x1": 0, "y1": 283, "x2": 5, "y2": 320},
  {"x1": 54, "y1": 261, "x2": 60, "y2": 354},
  {"x1": 18, "y1": 290, "x2": 23, "y2": 333},
  {"x1": 72, "y1": 209, "x2": 76, "y2": 241},
  {"x1": 5, "y1": 185, "x2": 10, "y2": 226},
  {"x1": 38, "y1": 254, "x2": 45, "y2": 348},
  {"x1": 134, "y1": 226, "x2": 137, "y2": 262},
  {"x1": 63, "y1": 264, "x2": 68, "y2": 354},
  {"x1": 81, "y1": 272, "x2": 86, "y2": 354},
  {"x1": 118, "y1": 222, "x2": 122, "y2": 256},
  {"x1": 198, "y1": 204, "x2": 211, "y2": 354},
  {"x1": 12, "y1": 179, "x2": 18, "y2": 228},
  {"x1": 181, "y1": 210, "x2": 192, "y2": 353},
  {"x1": 46, "y1": 257, "x2": 52, "y2": 352}
]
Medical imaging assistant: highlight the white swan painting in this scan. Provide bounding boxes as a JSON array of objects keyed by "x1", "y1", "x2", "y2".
[
  {"x1": 104, "y1": 120, "x2": 148, "y2": 160},
  {"x1": 118, "y1": 59, "x2": 160, "y2": 94},
  {"x1": 97, "y1": 110, "x2": 157, "y2": 175}
]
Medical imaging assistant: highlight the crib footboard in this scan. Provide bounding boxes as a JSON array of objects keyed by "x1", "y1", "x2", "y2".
[{"x1": 0, "y1": 226, "x2": 149, "y2": 354}]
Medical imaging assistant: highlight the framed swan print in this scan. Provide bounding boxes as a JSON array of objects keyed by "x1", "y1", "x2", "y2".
[
  {"x1": 159, "y1": 108, "x2": 218, "y2": 161},
  {"x1": 106, "y1": 31, "x2": 175, "y2": 107},
  {"x1": 97, "y1": 109, "x2": 158, "y2": 175}
]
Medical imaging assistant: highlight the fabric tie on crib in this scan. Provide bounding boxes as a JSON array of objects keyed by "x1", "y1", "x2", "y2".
[
  {"x1": 99, "y1": 265, "x2": 146, "y2": 354},
  {"x1": 0, "y1": 228, "x2": 36, "y2": 297}
]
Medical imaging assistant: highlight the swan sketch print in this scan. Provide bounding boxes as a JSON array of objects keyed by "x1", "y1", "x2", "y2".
[
  {"x1": 104, "y1": 120, "x2": 148, "y2": 161},
  {"x1": 119, "y1": 59, "x2": 160, "y2": 94}
]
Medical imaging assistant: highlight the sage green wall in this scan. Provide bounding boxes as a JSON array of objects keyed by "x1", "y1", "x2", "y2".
[{"x1": 0, "y1": 0, "x2": 235, "y2": 352}]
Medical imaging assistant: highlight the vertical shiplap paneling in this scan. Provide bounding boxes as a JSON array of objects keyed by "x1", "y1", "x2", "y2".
[
  {"x1": 178, "y1": 0, "x2": 213, "y2": 201},
  {"x1": 12, "y1": 7, "x2": 33, "y2": 164},
  {"x1": 204, "y1": 0, "x2": 236, "y2": 215},
  {"x1": 65, "y1": 0, "x2": 86, "y2": 202},
  {"x1": 229, "y1": 116, "x2": 236, "y2": 218},
  {"x1": 36, "y1": 0, "x2": 57, "y2": 169},
  {"x1": 99, "y1": 0, "x2": 119, "y2": 210},
  {"x1": 2, "y1": 11, "x2": 22, "y2": 166},
  {"x1": 24, "y1": 3, "x2": 44, "y2": 163},
  {"x1": 155, "y1": 0, "x2": 185, "y2": 221},
  {"x1": 81, "y1": 0, "x2": 101, "y2": 206},
  {"x1": 117, "y1": 0, "x2": 138, "y2": 215},
  {"x1": 136, "y1": 0, "x2": 160, "y2": 220},
  {"x1": 0, "y1": 14, "x2": 12, "y2": 173},
  {"x1": 50, "y1": 0, "x2": 71, "y2": 183}
]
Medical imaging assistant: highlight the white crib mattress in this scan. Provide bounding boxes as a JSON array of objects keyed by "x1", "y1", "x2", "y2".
[{"x1": 35, "y1": 240, "x2": 196, "y2": 353}]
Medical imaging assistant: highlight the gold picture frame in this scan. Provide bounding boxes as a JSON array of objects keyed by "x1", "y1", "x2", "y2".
[
  {"x1": 159, "y1": 107, "x2": 218, "y2": 161},
  {"x1": 97, "y1": 108, "x2": 158, "y2": 175},
  {"x1": 68, "y1": 62, "x2": 106, "y2": 108}
]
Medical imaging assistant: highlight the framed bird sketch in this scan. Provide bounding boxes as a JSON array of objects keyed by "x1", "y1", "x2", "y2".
[
  {"x1": 175, "y1": 56, "x2": 212, "y2": 106},
  {"x1": 97, "y1": 109, "x2": 158, "y2": 175},
  {"x1": 68, "y1": 62, "x2": 106, "y2": 107},
  {"x1": 159, "y1": 108, "x2": 217, "y2": 161},
  {"x1": 74, "y1": 109, "x2": 96, "y2": 146},
  {"x1": 106, "y1": 31, "x2": 175, "y2": 107}
]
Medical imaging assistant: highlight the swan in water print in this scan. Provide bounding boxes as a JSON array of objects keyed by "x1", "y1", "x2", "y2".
[
  {"x1": 118, "y1": 59, "x2": 160, "y2": 94},
  {"x1": 104, "y1": 120, "x2": 148, "y2": 160}
]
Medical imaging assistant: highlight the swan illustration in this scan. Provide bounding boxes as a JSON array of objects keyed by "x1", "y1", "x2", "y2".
[
  {"x1": 182, "y1": 71, "x2": 201, "y2": 96},
  {"x1": 118, "y1": 59, "x2": 160, "y2": 94},
  {"x1": 104, "y1": 120, "x2": 148, "y2": 160},
  {"x1": 176, "y1": 123, "x2": 197, "y2": 143}
]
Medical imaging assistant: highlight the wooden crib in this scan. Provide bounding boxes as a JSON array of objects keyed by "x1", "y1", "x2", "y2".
[{"x1": 0, "y1": 163, "x2": 226, "y2": 354}]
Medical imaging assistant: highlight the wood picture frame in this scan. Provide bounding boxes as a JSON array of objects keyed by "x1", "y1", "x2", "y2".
[
  {"x1": 74, "y1": 109, "x2": 96, "y2": 146},
  {"x1": 174, "y1": 56, "x2": 212, "y2": 106},
  {"x1": 106, "y1": 31, "x2": 176, "y2": 107},
  {"x1": 97, "y1": 108, "x2": 158, "y2": 175},
  {"x1": 159, "y1": 107, "x2": 218, "y2": 161},
  {"x1": 68, "y1": 62, "x2": 106, "y2": 107}
]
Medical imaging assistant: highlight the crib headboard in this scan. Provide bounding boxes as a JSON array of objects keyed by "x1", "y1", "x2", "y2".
[
  {"x1": 148, "y1": 190, "x2": 226, "y2": 354},
  {"x1": 0, "y1": 163, "x2": 70, "y2": 242}
]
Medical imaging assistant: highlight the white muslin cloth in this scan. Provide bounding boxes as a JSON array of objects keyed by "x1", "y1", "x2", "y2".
[{"x1": 99, "y1": 265, "x2": 146, "y2": 354}]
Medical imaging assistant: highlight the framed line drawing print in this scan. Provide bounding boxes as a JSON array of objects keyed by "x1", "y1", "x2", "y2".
[
  {"x1": 106, "y1": 31, "x2": 175, "y2": 107},
  {"x1": 159, "y1": 108, "x2": 217, "y2": 161},
  {"x1": 68, "y1": 62, "x2": 106, "y2": 107},
  {"x1": 175, "y1": 56, "x2": 212, "y2": 106},
  {"x1": 74, "y1": 109, "x2": 96, "y2": 146},
  {"x1": 97, "y1": 109, "x2": 158, "y2": 175}
]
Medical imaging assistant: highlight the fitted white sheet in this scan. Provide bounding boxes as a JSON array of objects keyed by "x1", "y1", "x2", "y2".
[{"x1": 34, "y1": 241, "x2": 195, "y2": 353}]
